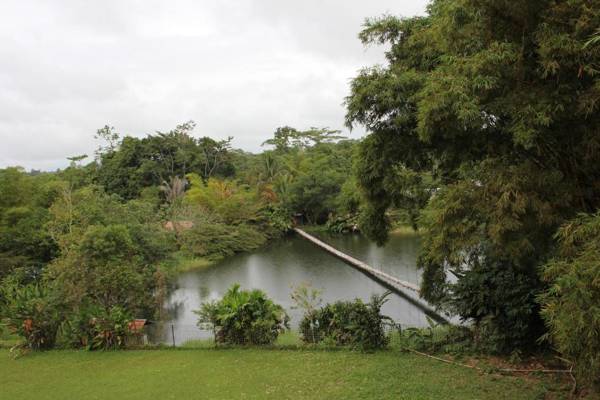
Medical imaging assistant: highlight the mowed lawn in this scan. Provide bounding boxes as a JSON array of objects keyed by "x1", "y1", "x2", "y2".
[{"x1": 0, "y1": 348, "x2": 559, "y2": 400}]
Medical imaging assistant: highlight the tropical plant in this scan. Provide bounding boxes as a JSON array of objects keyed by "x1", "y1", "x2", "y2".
[
  {"x1": 326, "y1": 214, "x2": 359, "y2": 234},
  {"x1": 160, "y1": 176, "x2": 187, "y2": 205},
  {"x1": 184, "y1": 174, "x2": 261, "y2": 225},
  {"x1": 62, "y1": 304, "x2": 133, "y2": 350},
  {"x1": 0, "y1": 282, "x2": 63, "y2": 350},
  {"x1": 195, "y1": 284, "x2": 289, "y2": 345},
  {"x1": 290, "y1": 283, "x2": 322, "y2": 343},
  {"x1": 584, "y1": 28, "x2": 600, "y2": 48},
  {"x1": 299, "y1": 292, "x2": 392, "y2": 350},
  {"x1": 539, "y1": 213, "x2": 600, "y2": 385}
]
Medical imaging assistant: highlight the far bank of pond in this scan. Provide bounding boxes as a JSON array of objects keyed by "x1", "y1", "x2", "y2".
[{"x1": 160, "y1": 231, "x2": 429, "y2": 344}]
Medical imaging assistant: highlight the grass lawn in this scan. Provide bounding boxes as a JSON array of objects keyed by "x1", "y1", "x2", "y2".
[{"x1": 0, "y1": 348, "x2": 566, "y2": 400}]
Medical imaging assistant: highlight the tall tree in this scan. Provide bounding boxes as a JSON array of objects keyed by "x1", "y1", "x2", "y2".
[
  {"x1": 95, "y1": 121, "x2": 235, "y2": 199},
  {"x1": 262, "y1": 126, "x2": 345, "y2": 152},
  {"x1": 346, "y1": 1, "x2": 600, "y2": 350}
]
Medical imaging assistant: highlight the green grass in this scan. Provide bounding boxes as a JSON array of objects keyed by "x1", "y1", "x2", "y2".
[
  {"x1": 179, "y1": 338, "x2": 216, "y2": 349},
  {"x1": 275, "y1": 330, "x2": 302, "y2": 346},
  {"x1": 0, "y1": 348, "x2": 564, "y2": 400},
  {"x1": 0, "y1": 326, "x2": 20, "y2": 349},
  {"x1": 180, "y1": 331, "x2": 301, "y2": 349}
]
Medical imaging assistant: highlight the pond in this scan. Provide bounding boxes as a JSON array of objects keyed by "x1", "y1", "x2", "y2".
[{"x1": 158, "y1": 231, "x2": 432, "y2": 344}]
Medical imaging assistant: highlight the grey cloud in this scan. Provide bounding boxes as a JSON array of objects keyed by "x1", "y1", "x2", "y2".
[{"x1": 0, "y1": 0, "x2": 429, "y2": 170}]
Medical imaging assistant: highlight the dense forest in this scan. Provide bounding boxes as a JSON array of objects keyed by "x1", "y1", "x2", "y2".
[
  {"x1": 1, "y1": 0, "x2": 599, "y2": 388},
  {"x1": 0, "y1": 123, "x2": 365, "y2": 345}
]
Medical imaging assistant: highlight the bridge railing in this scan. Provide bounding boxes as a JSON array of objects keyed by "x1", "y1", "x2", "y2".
[{"x1": 293, "y1": 228, "x2": 450, "y2": 324}]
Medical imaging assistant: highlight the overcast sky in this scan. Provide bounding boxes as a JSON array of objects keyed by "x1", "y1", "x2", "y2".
[{"x1": 0, "y1": 0, "x2": 429, "y2": 170}]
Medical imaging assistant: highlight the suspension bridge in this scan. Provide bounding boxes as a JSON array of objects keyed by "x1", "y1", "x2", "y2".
[{"x1": 293, "y1": 228, "x2": 449, "y2": 324}]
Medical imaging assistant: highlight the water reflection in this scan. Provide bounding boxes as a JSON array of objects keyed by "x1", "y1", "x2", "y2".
[{"x1": 160, "y1": 232, "x2": 429, "y2": 344}]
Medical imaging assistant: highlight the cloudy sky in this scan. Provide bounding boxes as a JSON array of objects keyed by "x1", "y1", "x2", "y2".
[{"x1": 0, "y1": 0, "x2": 428, "y2": 170}]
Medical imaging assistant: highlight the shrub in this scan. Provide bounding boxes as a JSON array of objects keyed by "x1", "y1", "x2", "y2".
[
  {"x1": 450, "y1": 261, "x2": 545, "y2": 354},
  {"x1": 539, "y1": 213, "x2": 600, "y2": 385},
  {"x1": 399, "y1": 320, "x2": 474, "y2": 354},
  {"x1": 0, "y1": 282, "x2": 63, "y2": 350},
  {"x1": 196, "y1": 284, "x2": 288, "y2": 345},
  {"x1": 290, "y1": 283, "x2": 322, "y2": 343},
  {"x1": 61, "y1": 305, "x2": 133, "y2": 350},
  {"x1": 261, "y1": 205, "x2": 293, "y2": 235},
  {"x1": 299, "y1": 292, "x2": 392, "y2": 350},
  {"x1": 49, "y1": 224, "x2": 164, "y2": 317},
  {"x1": 181, "y1": 222, "x2": 267, "y2": 261},
  {"x1": 326, "y1": 214, "x2": 359, "y2": 234}
]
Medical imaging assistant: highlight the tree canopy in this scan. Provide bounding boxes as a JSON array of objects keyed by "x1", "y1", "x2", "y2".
[
  {"x1": 95, "y1": 121, "x2": 235, "y2": 199},
  {"x1": 346, "y1": 0, "x2": 600, "y2": 351}
]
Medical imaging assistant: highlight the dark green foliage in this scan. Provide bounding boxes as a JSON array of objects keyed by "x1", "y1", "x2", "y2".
[
  {"x1": 261, "y1": 205, "x2": 293, "y2": 234},
  {"x1": 539, "y1": 213, "x2": 600, "y2": 384},
  {"x1": 49, "y1": 223, "x2": 170, "y2": 317},
  {"x1": 95, "y1": 136, "x2": 150, "y2": 199},
  {"x1": 451, "y1": 263, "x2": 544, "y2": 354},
  {"x1": 181, "y1": 222, "x2": 267, "y2": 261},
  {"x1": 400, "y1": 322, "x2": 474, "y2": 354},
  {"x1": 0, "y1": 282, "x2": 63, "y2": 350},
  {"x1": 43, "y1": 183, "x2": 174, "y2": 321},
  {"x1": 0, "y1": 207, "x2": 58, "y2": 269},
  {"x1": 0, "y1": 168, "x2": 60, "y2": 276},
  {"x1": 0, "y1": 167, "x2": 33, "y2": 210},
  {"x1": 284, "y1": 141, "x2": 357, "y2": 224},
  {"x1": 346, "y1": 1, "x2": 600, "y2": 352},
  {"x1": 0, "y1": 173, "x2": 174, "y2": 350},
  {"x1": 325, "y1": 214, "x2": 359, "y2": 234},
  {"x1": 95, "y1": 121, "x2": 235, "y2": 199},
  {"x1": 254, "y1": 127, "x2": 361, "y2": 224},
  {"x1": 196, "y1": 284, "x2": 289, "y2": 345},
  {"x1": 415, "y1": 160, "x2": 566, "y2": 350},
  {"x1": 62, "y1": 304, "x2": 132, "y2": 350},
  {"x1": 299, "y1": 292, "x2": 391, "y2": 350}
]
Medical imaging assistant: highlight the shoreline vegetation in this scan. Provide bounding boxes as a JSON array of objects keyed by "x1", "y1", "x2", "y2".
[
  {"x1": 170, "y1": 225, "x2": 420, "y2": 274},
  {"x1": 172, "y1": 254, "x2": 219, "y2": 273}
]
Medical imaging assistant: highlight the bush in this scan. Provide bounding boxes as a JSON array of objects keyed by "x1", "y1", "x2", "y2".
[
  {"x1": 181, "y1": 222, "x2": 266, "y2": 260},
  {"x1": 539, "y1": 213, "x2": 600, "y2": 385},
  {"x1": 326, "y1": 214, "x2": 359, "y2": 234},
  {"x1": 450, "y1": 262, "x2": 545, "y2": 354},
  {"x1": 261, "y1": 205, "x2": 293, "y2": 235},
  {"x1": 196, "y1": 284, "x2": 289, "y2": 345},
  {"x1": 299, "y1": 292, "x2": 391, "y2": 350},
  {"x1": 61, "y1": 305, "x2": 132, "y2": 350},
  {"x1": 0, "y1": 282, "x2": 63, "y2": 350},
  {"x1": 49, "y1": 224, "x2": 165, "y2": 317}
]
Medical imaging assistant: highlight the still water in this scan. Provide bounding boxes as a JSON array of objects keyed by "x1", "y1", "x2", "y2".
[{"x1": 160, "y1": 232, "x2": 429, "y2": 344}]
